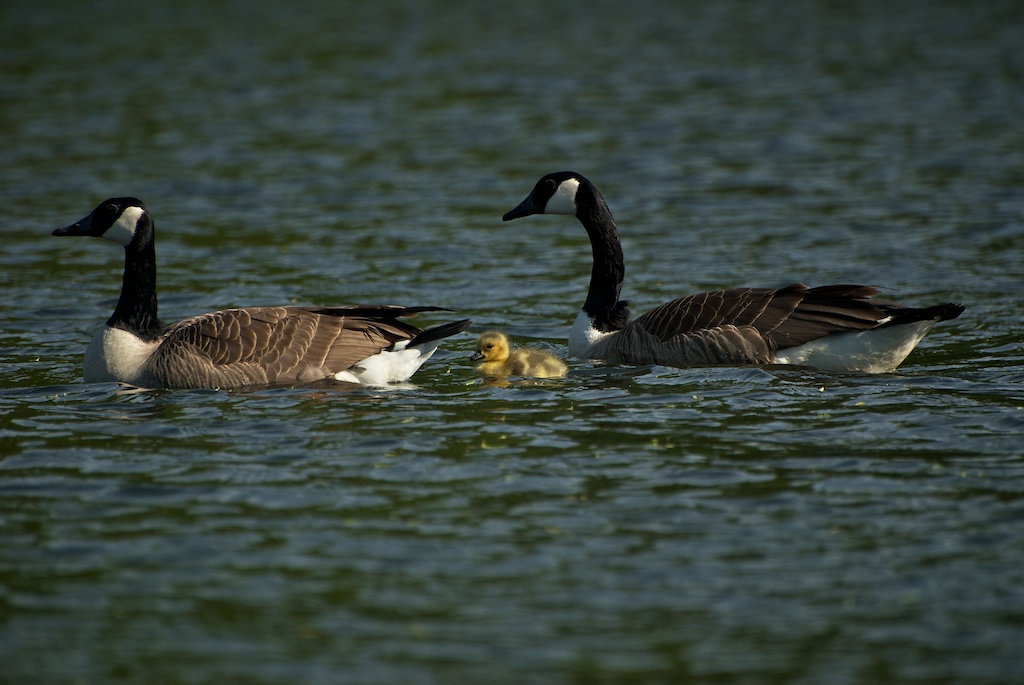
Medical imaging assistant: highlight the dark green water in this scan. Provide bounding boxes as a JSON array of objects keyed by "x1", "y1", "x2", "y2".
[{"x1": 2, "y1": 1, "x2": 1023, "y2": 683}]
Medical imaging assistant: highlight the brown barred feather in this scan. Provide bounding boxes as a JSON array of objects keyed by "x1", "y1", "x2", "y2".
[{"x1": 152, "y1": 306, "x2": 439, "y2": 388}]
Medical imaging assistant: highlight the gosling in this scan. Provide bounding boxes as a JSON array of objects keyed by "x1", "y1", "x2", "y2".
[{"x1": 471, "y1": 331, "x2": 567, "y2": 379}]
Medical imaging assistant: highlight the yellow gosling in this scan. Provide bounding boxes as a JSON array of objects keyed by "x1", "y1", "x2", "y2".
[{"x1": 471, "y1": 331, "x2": 567, "y2": 379}]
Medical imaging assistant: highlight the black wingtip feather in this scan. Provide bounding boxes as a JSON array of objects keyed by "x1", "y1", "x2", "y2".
[
  {"x1": 407, "y1": 319, "x2": 472, "y2": 348},
  {"x1": 935, "y1": 303, "x2": 967, "y2": 321},
  {"x1": 882, "y1": 302, "x2": 966, "y2": 327}
]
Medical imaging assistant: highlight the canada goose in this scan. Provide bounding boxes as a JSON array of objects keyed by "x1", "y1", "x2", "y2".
[
  {"x1": 52, "y1": 197, "x2": 470, "y2": 389},
  {"x1": 471, "y1": 331, "x2": 568, "y2": 379},
  {"x1": 502, "y1": 171, "x2": 964, "y2": 374}
]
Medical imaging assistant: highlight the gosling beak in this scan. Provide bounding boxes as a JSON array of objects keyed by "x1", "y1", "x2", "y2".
[{"x1": 470, "y1": 351, "x2": 484, "y2": 362}]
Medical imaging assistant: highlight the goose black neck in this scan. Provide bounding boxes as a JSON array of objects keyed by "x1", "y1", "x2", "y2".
[
  {"x1": 108, "y1": 232, "x2": 163, "y2": 341},
  {"x1": 577, "y1": 188, "x2": 629, "y2": 332}
]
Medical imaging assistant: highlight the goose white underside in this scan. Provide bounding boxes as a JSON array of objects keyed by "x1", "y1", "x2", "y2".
[
  {"x1": 568, "y1": 311, "x2": 939, "y2": 373},
  {"x1": 773, "y1": 319, "x2": 939, "y2": 373}
]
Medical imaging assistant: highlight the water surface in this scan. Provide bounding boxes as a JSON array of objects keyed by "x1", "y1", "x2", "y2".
[{"x1": 2, "y1": 1, "x2": 1023, "y2": 683}]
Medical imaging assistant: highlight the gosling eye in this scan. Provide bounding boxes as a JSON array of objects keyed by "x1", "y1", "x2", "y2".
[{"x1": 485, "y1": 344, "x2": 494, "y2": 350}]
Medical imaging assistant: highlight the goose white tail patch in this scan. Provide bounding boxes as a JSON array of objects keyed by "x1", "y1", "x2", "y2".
[
  {"x1": 333, "y1": 339, "x2": 444, "y2": 386},
  {"x1": 547, "y1": 178, "x2": 581, "y2": 215}
]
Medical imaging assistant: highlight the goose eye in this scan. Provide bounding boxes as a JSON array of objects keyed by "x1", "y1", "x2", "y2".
[
  {"x1": 97, "y1": 202, "x2": 120, "y2": 224},
  {"x1": 486, "y1": 344, "x2": 494, "y2": 350},
  {"x1": 542, "y1": 179, "x2": 557, "y2": 192}
]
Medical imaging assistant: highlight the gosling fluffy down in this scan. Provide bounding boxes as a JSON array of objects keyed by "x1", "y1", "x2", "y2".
[{"x1": 471, "y1": 331, "x2": 567, "y2": 379}]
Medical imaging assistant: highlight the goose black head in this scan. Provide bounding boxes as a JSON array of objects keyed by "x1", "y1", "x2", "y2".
[
  {"x1": 53, "y1": 197, "x2": 151, "y2": 248},
  {"x1": 503, "y1": 171, "x2": 587, "y2": 221}
]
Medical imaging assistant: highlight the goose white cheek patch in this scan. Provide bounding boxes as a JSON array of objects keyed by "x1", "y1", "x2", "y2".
[
  {"x1": 546, "y1": 178, "x2": 580, "y2": 215},
  {"x1": 104, "y1": 205, "x2": 144, "y2": 246}
]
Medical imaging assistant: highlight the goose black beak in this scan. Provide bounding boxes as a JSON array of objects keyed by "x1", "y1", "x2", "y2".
[
  {"x1": 502, "y1": 194, "x2": 540, "y2": 221},
  {"x1": 52, "y1": 212, "x2": 99, "y2": 237},
  {"x1": 470, "y1": 351, "x2": 484, "y2": 361}
]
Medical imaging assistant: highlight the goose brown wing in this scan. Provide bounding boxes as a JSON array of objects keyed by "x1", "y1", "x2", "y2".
[
  {"x1": 620, "y1": 284, "x2": 896, "y2": 365},
  {"x1": 609, "y1": 289, "x2": 777, "y2": 365},
  {"x1": 633, "y1": 284, "x2": 892, "y2": 344},
  {"x1": 632, "y1": 286, "x2": 799, "y2": 341},
  {"x1": 766, "y1": 284, "x2": 891, "y2": 348},
  {"x1": 153, "y1": 306, "x2": 424, "y2": 388}
]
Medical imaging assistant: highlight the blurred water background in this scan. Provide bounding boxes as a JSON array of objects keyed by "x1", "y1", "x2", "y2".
[{"x1": 1, "y1": 0, "x2": 1023, "y2": 683}]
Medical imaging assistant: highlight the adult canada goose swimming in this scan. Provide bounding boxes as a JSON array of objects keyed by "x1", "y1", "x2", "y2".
[
  {"x1": 471, "y1": 331, "x2": 568, "y2": 379},
  {"x1": 52, "y1": 197, "x2": 470, "y2": 389},
  {"x1": 502, "y1": 171, "x2": 964, "y2": 374}
]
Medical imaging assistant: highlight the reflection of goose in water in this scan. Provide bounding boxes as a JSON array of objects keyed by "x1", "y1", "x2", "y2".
[
  {"x1": 503, "y1": 171, "x2": 964, "y2": 373},
  {"x1": 471, "y1": 331, "x2": 567, "y2": 379},
  {"x1": 52, "y1": 197, "x2": 469, "y2": 389}
]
